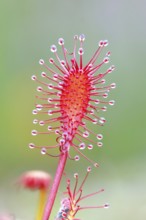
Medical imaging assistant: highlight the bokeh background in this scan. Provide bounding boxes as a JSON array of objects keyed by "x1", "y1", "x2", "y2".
[{"x1": 0, "y1": 0, "x2": 146, "y2": 219}]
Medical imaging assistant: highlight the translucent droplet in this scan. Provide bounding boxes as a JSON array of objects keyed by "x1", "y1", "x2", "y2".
[
  {"x1": 79, "y1": 142, "x2": 86, "y2": 150},
  {"x1": 109, "y1": 100, "x2": 115, "y2": 106},
  {"x1": 37, "y1": 86, "x2": 42, "y2": 92},
  {"x1": 74, "y1": 173, "x2": 78, "y2": 178},
  {"x1": 87, "y1": 166, "x2": 91, "y2": 172},
  {"x1": 103, "y1": 57, "x2": 110, "y2": 64},
  {"x1": 59, "y1": 139, "x2": 65, "y2": 145},
  {"x1": 62, "y1": 132, "x2": 68, "y2": 139},
  {"x1": 54, "y1": 103, "x2": 59, "y2": 108},
  {"x1": 49, "y1": 58, "x2": 54, "y2": 64},
  {"x1": 48, "y1": 110, "x2": 53, "y2": 116},
  {"x1": 41, "y1": 147, "x2": 46, "y2": 155},
  {"x1": 93, "y1": 118, "x2": 98, "y2": 124},
  {"x1": 111, "y1": 83, "x2": 116, "y2": 89},
  {"x1": 108, "y1": 65, "x2": 115, "y2": 73},
  {"x1": 95, "y1": 99, "x2": 100, "y2": 104},
  {"x1": 50, "y1": 45, "x2": 57, "y2": 53},
  {"x1": 102, "y1": 106, "x2": 107, "y2": 112},
  {"x1": 61, "y1": 60, "x2": 66, "y2": 66},
  {"x1": 74, "y1": 35, "x2": 78, "y2": 40},
  {"x1": 103, "y1": 40, "x2": 109, "y2": 47},
  {"x1": 31, "y1": 130, "x2": 38, "y2": 136},
  {"x1": 53, "y1": 74, "x2": 58, "y2": 80},
  {"x1": 82, "y1": 121, "x2": 86, "y2": 126},
  {"x1": 41, "y1": 72, "x2": 46, "y2": 77},
  {"x1": 48, "y1": 84, "x2": 53, "y2": 89},
  {"x1": 36, "y1": 104, "x2": 43, "y2": 111},
  {"x1": 74, "y1": 155, "x2": 80, "y2": 161},
  {"x1": 106, "y1": 51, "x2": 111, "y2": 56},
  {"x1": 39, "y1": 59, "x2": 44, "y2": 65},
  {"x1": 97, "y1": 142, "x2": 103, "y2": 147},
  {"x1": 89, "y1": 109, "x2": 94, "y2": 115},
  {"x1": 58, "y1": 38, "x2": 64, "y2": 45},
  {"x1": 104, "y1": 203, "x2": 110, "y2": 209},
  {"x1": 108, "y1": 68, "x2": 112, "y2": 73},
  {"x1": 57, "y1": 91, "x2": 62, "y2": 97},
  {"x1": 103, "y1": 93, "x2": 108, "y2": 98},
  {"x1": 32, "y1": 109, "x2": 38, "y2": 115},
  {"x1": 29, "y1": 143, "x2": 35, "y2": 149},
  {"x1": 31, "y1": 75, "x2": 36, "y2": 80},
  {"x1": 62, "y1": 211, "x2": 67, "y2": 218},
  {"x1": 99, "y1": 117, "x2": 106, "y2": 124},
  {"x1": 79, "y1": 34, "x2": 85, "y2": 42},
  {"x1": 33, "y1": 119, "x2": 38, "y2": 124},
  {"x1": 83, "y1": 131, "x2": 89, "y2": 138},
  {"x1": 99, "y1": 40, "x2": 104, "y2": 47},
  {"x1": 48, "y1": 98, "x2": 52, "y2": 103},
  {"x1": 58, "y1": 81, "x2": 63, "y2": 88},
  {"x1": 39, "y1": 121, "x2": 44, "y2": 126},
  {"x1": 78, "y1": 48, "x2": 84, "y2": 55},
  {"x1": 88, "y1": 144, "x2": 93, "y2": 150},
  {"x1": 101, "y1": 79, "x2": 106, "y2": 84},
  {"x1": 55, "y1": 129, "x2": 59, "y2": 134},
  {"x1": 48, "y1": 126, "x2": 52, "y2": 131},
  {"x1": 91, "y1": 85, "x2": 96, "y2": 90},
  {"x1": 94, "y1": 163, "x2": 99, "y2": 168},
  {"x1": 97, "y1": 134, "x2": 103, "y2": 140}
]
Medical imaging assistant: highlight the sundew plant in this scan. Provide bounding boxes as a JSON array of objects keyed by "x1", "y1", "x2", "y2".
[{"x1": 30, "y1": 34, "x2": 116, "y2": 220}]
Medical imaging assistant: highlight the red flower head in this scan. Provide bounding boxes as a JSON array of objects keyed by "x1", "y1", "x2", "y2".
[
  {"x1": 30, "y1": 34, "x2": 115, "y2": 166},
  {"x1": 18, "y1": 170, "x2": 52, "y2": 190},
  {"x1": 17, "y1": 171, "x2": 52, "y2": 220}
]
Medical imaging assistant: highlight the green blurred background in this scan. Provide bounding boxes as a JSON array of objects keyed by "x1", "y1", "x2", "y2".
[{"x1": 0, "y1": 0, "x2": 146, "y2": 219}]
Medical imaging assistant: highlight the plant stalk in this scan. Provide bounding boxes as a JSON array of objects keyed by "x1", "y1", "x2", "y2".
[
  {"x1": 43, "y1": 151, "x2": 68, "y2": 220},
  {"x1": 36, "y1": 188, "x2": 47, "y2": 220}
]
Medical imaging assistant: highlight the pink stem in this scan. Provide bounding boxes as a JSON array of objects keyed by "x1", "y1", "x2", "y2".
[{"x1": 43, "y1": 151, "x2": 68, "y2": 220}]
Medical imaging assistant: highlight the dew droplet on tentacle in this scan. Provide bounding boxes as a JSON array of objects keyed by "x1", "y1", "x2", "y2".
[
  {"x1": 39, "y1": 121, "x2": 45, "y2": 126},
  {"x1": 37, "y1": 86, "x2": 43, "y2": 92},
  {"x1": 31, "y1": 75, "x2": 37, "y2": 80},
  {"x1": 74, "y1": 155, "x2": 80, "y2": 161},
  {"x1": 31, "y1": 130, "x2": 38, "y2": 136},
  {"x1": 33, "y1": 119, "x2": 38, "y2": 124},
  {"x1": 104, "y1": 203, "x2": 110, "y2": 209},
  {"x1": 96, "y1": 134, "x2": 103, "y2": 140},
  {"x1": 79, "y1": 143, "x2": 86, "y2": 150},
  {"x1": 50, "y1": 45, "x2": 57, "y2": 53},
  {"x1": 88, "y1": 144, "x2": 93, "y2": 150},
  {"x1": 109, "y1": 100, "x2": 115, "y2": 106},
  {"x1": 29, "y1": 143, "x2": 35, "y2": 149},
  {"x1": 99, "y1": 40, "x2": 104, "y2": 47},
  {"x1": 103, "y1": 57, "x2": 110, "y2": 64},
  {"x1": 39, "y1": 59, "x2": 44, "y2": 65},
  {"x1": 110, "y1": 83, "x2": 116, "y2": 89},
  {"x1": 58, "y1": 38, "x2": 65, "y2": 46},
  {"x1": 36, "y1": 104, "x2": 43, "y2": 111},
  {"x1": 32, "y1": 109, "x2": 38, "y2": 115},
  {"x1": 41, "y1": 147, "x2": 47, "y2": 155},
  {"x1": 97, "y1": 142, "x2": 103, "y2": 147},
  {"x1": 79, "y1": 34, "x2": 85, "y2": 42},
  {"x1": 74, "y1": 173, "x2": 78, "y2": 179}
]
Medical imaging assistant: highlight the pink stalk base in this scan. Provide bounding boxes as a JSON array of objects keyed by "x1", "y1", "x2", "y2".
[{"x1": 43, "y1": 151, "x2": 68, "y2": 220}]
